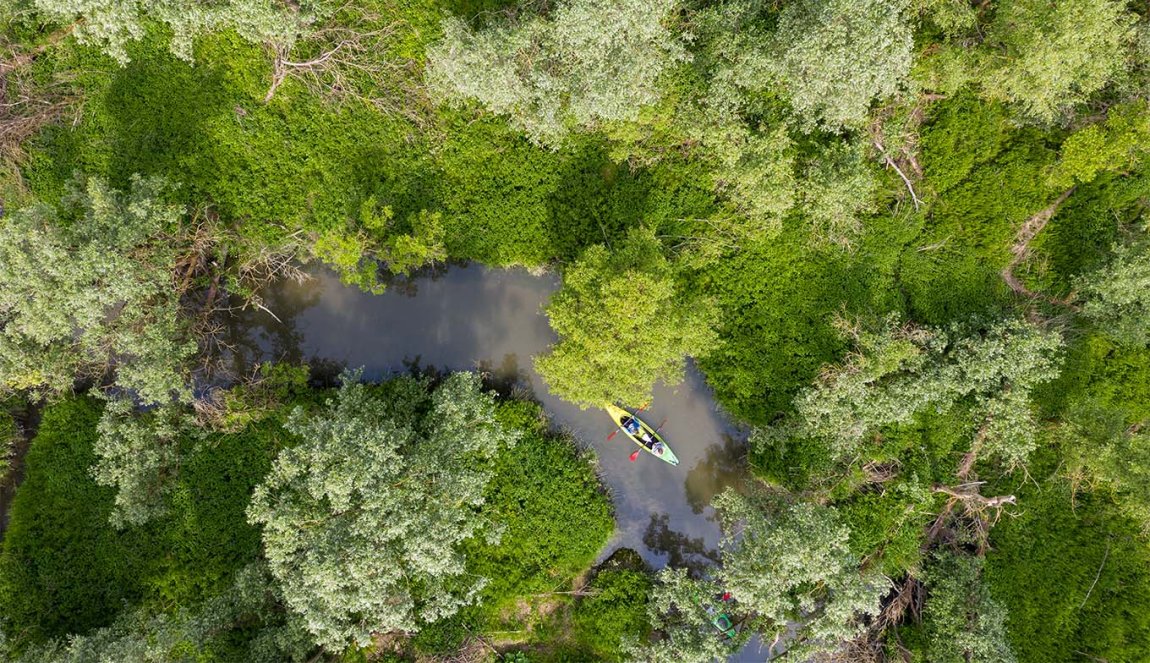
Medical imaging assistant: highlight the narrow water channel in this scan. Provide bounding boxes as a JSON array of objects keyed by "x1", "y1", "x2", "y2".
[{"x1": 248, "y1": 264, "x2": 751, "y2": 571}]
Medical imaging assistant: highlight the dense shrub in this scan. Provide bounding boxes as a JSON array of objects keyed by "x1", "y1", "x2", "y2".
[
  {"x1": 0, "y1": 397, "x2": 284, "y2": 652},
  {"x1": 985, "y1": 452, "x2": 1150, "y2": 663},
  {"x1": 467, "y1": 400, "x2": 613, "y2": 608}
]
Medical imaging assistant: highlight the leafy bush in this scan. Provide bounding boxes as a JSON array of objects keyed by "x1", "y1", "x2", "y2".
[
  {"x1": 468, "y1": 401, "x2": 613, "y2": 605},
  {"x1": 985, "y1": 452, "x2": 1150, "y2": 662},
  {"x1": 0, "y1": 397, "x2": 281, "y2": 652},
  {"x1": 0, "y1": 398, "x2": 148, "y2": 644},
  {"x1": 568, "y1": 564, "x2": 652, "y2": 660},
  {"x1": 412, "y1": 399, "x2": 614, "y2": 655}
]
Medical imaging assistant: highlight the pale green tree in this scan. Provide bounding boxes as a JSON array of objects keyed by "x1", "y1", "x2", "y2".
[
  {"x1": 770, "y1": 0, "x2": 913, "y2": 131},
  {"x1": 1064, "y1": 400, "x2": 1150, "y2": 533},
  {"x1": 707, "y1": 123, "x2": 796, "y2": 233},
  {"x1": 913, "y1": 0, "x2": 978, "y2": 38},
  {"x1": 91, "y1": 396, "x2": 200, "y2": 528},
  {"x1": 714, "y1": 490, "x2": 888, "y2": 658},
  {"x1": 1078, "y1": 239, "x2": 1150, "y2": 346},
  {"x1": 535, "y1": 228, "x2": 719, "y2": 408},
  {"x1": 624, "y1": 568, "x2": 742, "y2": 663},
  {"x1": 981, "y1": 0, "x2": 1137, "y2": 123},
  {"x1": 0, "y1": 175, "x2": 196, "y2": 404},
  {"x1": 426, "y1": 0, "x2": 686, "y2": 144},
  {"x1": 920, "y1": 552, "x2": 1016, "y2": 663},
  {"x1": 247, "y1": 371, "x2": 519, "y2": 650},
  {"x1": 33, "y1": 0, "x2": 319, "y2": 65},
  {"x1": 788, "y1": 315, "x2": 1062, "y2": 465},
  {"x1": 313, "y1": 200, "x2": 448, "y2": 294}
]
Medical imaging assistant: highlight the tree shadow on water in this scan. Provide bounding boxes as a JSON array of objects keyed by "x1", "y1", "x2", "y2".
[
  {"x1": 374, "y1": 258, "x2": 461, "y2": 298},
  {"x1": 643, "y1": 513, "x2": 720, "y2": 575},
  {"x1": 684, "y1": 437, "x2": 752, "y2": 515},
  {"x1": 475, "y1": 353, "x2": 536, "y2": 399}
]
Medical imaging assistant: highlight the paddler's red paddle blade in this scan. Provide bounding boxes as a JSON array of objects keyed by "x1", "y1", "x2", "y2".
[
  {"x1": 607, "y1": 430, "x2": 618, "y2": 441},
  {"x1": 629, "y1": 450, "x2": 640, "y2": 462}
]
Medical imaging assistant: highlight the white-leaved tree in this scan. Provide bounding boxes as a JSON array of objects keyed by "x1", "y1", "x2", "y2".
[
  {"x1": 91, "y1": 395, "x2": 200, "y2": 528},
  {"x1": 1077, "y1": 238, "x2": 1150, "y2": 347},
  {"x1": 714, "y1": 490, "x2": 888, "y2": 659},
  {"x1": 247, "y1": 371, "x2": 519, "y2": 650},
  {"x1": 920, "y1": 551, "x2": 1017, "y2": 663},
  {"x1": 426, "y1": 0, "x2": 686, "y2": 144},
  {"x1": 769, "y1": 0, "x2": 913, "y2": 131},
  {"x1": 787, "y1": 315, "x2": 1062, "y2": 466},
  {"x1": 706, "y1": 122, "x2": 796, "y2": 234},
  {"x1": 0, "y1": 174, "x2": 195, "y2": 404},
  {"x1": 980, "y1": 0, "x2": 1137, "y2": 124},
  {"x1": 32, "y1": 0, "x2": 321, "y2": 65},
  {"x1": 624, "y1": 567, "x2": 742, "y2": 663},
  {"x1": 799, "y1": 140, "x2": 880, "y2": 248}
]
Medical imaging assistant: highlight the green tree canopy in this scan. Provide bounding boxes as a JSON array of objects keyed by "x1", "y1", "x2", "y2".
[
  {"x1": 33, "y1": 0, "x2": 319, "y2": 65},
  {"x1": 534, "y1": 228, "x2": 719, "y2": 408},
  {"x1": 980, "y1": 0, "x2": 1137, "y2": 123},
  {"x1": 1046, "y1": 101, "x2": 1150, "y2": 189},
  {"x1": 786, "y1": 315, "x2": 1062, "y2": 465},
  {"x1": 0, "y1": 175, "x2": 195, "y2": 404},
  {"x1": 91, "y1": 396, "x2": 199, "y2": 528},
  {"x1": 769, "y1": 0, "x2": 914, "y2": 131},
  {"x1": 246, "y1": 371, "x2": 519, "y2": 650},
  {"x1": 706, "y1": 123, "x2": 796, "y2": 233},
  {"x1": 919, "y1": 551, "x2": 1017, "y2": 663},
  {"x1": 798, "y1": 140, "x2": 880, "y2": 248},
  {"x1": 426, "y1": 0, "x2": 686, "y2": 144},
  {"x1": 625, "y1": 567, "x2": 742, "y2": 663},
  {"x1": 714, "y1": 490, "x2": 888, "y2": 658},
  {"x1": 1064, "y1": 399, "x2": 1150, "y2": 534},
  {"x1": 1078, "y1": 238, "x2": 1150, "y2": 347}
]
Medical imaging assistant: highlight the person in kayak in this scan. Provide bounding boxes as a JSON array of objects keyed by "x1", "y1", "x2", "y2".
[{"x1": 623, "y1": 416, "x2": 660, "y2": 450}]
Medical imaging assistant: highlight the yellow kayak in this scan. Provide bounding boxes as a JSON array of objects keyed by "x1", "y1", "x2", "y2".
[{"x1": 604, "y1": 403, "x2": 679, "y2": 466}]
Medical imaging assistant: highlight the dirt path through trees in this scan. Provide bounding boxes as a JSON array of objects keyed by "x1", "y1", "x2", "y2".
[{"x1": 1001, "y1": 187, "x2": 1076, "y2": 300}]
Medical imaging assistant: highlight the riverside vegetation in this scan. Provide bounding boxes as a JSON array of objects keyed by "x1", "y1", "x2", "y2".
[{"x1": 1, "y1": 0, "x2": 1150, "y2": 661}]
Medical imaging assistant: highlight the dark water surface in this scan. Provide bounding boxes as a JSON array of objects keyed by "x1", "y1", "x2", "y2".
[{"x1": 249, "y1": 264, "x2": 751, "y2": 570}]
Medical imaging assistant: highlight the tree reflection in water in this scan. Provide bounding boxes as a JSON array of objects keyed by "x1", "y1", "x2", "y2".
[
  {"x1": 684, "y1": 437, "x2": 751, "y2": 516},
  {"x1": 643, "y1": 513, "x2": 720, "y2": 575}
]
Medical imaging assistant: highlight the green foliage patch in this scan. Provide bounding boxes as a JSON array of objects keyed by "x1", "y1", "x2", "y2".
[
  {"x1": 415, "y1": 400, "x2": 614, "y2": 653},
  {"x1": 696, "y1": 220, "x2": 907, "y2": 426},
  {"x1": 0, "y1": 397, "x2": 282, "y2": 652},
  {"x1": 985, "y1": 452, "x2": 1150, "y2": 663}
]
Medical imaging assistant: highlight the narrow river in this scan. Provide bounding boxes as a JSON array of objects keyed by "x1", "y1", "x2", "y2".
[{"x1": 249, "y1": 263, "x2": 751, "y2": 572}]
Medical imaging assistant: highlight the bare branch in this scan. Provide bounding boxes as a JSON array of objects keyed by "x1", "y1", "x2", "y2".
[
  {"x1": 873, "y1": 139, "x2": 922, "y2": 210},
  {"x1": 1079, "y1": 540, "x2": 1111, "y2": 608},
  {"x1": 262, "y1": 5, "x2": 432, "y2": 125},
  {"x1": 931, "y1": 484, "x2": 1017, "y2": 509}
]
